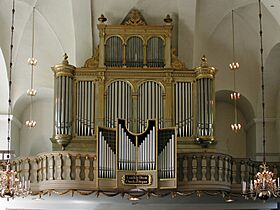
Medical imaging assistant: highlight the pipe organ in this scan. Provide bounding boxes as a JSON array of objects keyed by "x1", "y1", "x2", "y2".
[
  {"x1": 51, "y1": 9, "x2": 218, "y2": 189},
  {"x1": 52, "y1": 54, "x2": 75, "y2": 149},
  {"x1": 98, "y1": 119, "x2": 176, "y2": 189},
  {"x1": 105, "y1": 81, "x2": 132, "y2": 129},
  {"x1": 138, "y1": 81, "x2": 164, "y2": 132},
  {"x1": 76, "y1": 80, "x2": 95, "y2": 136}
]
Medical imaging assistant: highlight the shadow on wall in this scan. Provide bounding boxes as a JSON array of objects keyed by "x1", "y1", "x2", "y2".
[{"x1": 215, "y1": 90, "x2": 255, "y2": 159}]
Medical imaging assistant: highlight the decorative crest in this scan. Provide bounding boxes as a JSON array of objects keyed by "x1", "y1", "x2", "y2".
[
  {"x1": 171, "y1": 48, "x2": 186, "y2": 69},
  {"x1": 121, "y1": 9, "x2": 147, "y2": 26},
  {"x1": 84, "y1": 46, "x2": 99, "y2": 68}
]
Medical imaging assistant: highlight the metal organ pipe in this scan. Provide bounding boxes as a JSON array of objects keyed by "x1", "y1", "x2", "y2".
[
  {"x1": 76, "y1": 81, "x2": 95, "y2": 136},
  {"x1": 138, "y1": 81, "x2": 164, "y2": 132},
  {"x1": 98, "y1": 128, "x2": 116, "y2": 179},
  {"x1": 52, "y1": 55, "x2": 75, "y2": 149},
  {"x1": 197, "y1": 78, "x2": 214, "y2": 138},
  {"x1": 174, "y1": 82, "x2": 193, "y2": 137},
  {"x1": 105, "y1": 81, "x2": 132, "y2": 129},
  {"x1": 105, "y1": 36, "x2": 122, "y2": 67},
  {"x1": 158, "y1": 130, "x2": 176, "y2": 179}
]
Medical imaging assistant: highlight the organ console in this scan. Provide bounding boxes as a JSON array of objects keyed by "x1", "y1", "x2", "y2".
[{"x1": 51, "y1": 9, "x2": 217, "y2": 190}]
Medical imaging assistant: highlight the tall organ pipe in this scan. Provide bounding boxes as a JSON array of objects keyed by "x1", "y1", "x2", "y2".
[
  {"x1": 52, "y1": 54, "x2": 75, "y2": 149},
  {"x1": 195, "y1": 55, "x2": 217, "y2": 144}
]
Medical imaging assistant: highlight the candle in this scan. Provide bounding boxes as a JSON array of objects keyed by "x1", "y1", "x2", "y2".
[
  {"x1": 250, "y1": 180, "x2": 253, "y2": 191},
  {"x1": 242, "y1": 181, "x2": 246, "y2": 193}
]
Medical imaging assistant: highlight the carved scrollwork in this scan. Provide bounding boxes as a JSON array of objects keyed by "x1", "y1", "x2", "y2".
[
  {"x1": 84, "y1": 46, "x2": 99, "y2": 68},
  {"x1": 171, "y1": 48, "x2": 186, "y2": 69}
]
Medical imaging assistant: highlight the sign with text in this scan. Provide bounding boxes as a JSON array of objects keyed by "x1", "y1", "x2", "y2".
[{"x1": 122, "y1": 174, "x2": 152, "y2": 185}]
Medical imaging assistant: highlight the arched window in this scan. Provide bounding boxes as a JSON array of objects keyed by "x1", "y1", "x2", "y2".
[
  {"x1": 147, "y1": 37, "x2": 164, "y2": 67},
  {"x1": 126, "y1": 36, "x2": 144, "y2": 67},
  {"x1": 105, "y1": 36, "x2": 123, "y2": 67}
]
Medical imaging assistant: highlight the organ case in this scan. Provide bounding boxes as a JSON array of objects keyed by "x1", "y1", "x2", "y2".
[{"x1": 51, "y1": 9, "x2": 217, "y2": 154}]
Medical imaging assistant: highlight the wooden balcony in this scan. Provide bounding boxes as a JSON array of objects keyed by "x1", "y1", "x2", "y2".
[{"x1": 2, "y1": 151, "x2": 279, "y2": 196}]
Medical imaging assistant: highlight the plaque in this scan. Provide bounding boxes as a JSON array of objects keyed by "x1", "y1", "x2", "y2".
[{"x1": 122, "y1": 174, "x2": 152, "y2": 185}]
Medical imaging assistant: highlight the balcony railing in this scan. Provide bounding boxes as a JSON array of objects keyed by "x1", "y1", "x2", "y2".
[{"x1": 0, "y1": 151, "x2": 279, "y2": 195}]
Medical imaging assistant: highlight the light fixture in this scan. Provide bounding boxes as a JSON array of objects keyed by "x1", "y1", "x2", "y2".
[
  {"x1": 0, "y1": 0, "x2": 31, "y2": 200},
  {"x1": 241, "y1": 0, "x2": 279, "y2": 200},
  {"x1": 128, "y1": 196, "x2": 140, "y2": 201},
  {"x1": 229, "y1": 10, "x2": 241, "y2": 132},
  {"x1": 25, "y1": 7, "x2": 37, "y2": 128}
]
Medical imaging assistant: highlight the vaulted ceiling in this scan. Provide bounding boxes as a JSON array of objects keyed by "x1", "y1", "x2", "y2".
[{"x1": 0, "y1": 0, "x2": 280, "y2": 122}]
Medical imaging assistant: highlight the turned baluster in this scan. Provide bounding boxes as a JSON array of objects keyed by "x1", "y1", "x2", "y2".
[
  {"x1": 63, "y1": 154, "x2": 72, "y2": 180},
  {"x1": 75, "y1": 154, "x2": 81, "y2": 180},
  {"x1": 218, "y1": 156, "x2": 223, "y2": 182},
  {"x1": 56, "y1": 154, "x2": 62, "y2": 180},
  {"x1": 201, "y1": 155, "x2": 207, "y2": 181},
  {"x1": 192, "y1": 155, "x2": 197, "y2": 181},
  {"x1": 48, "y1": 155, "x2": 54, "y2": 180},
  {"x1": 210, "y1": 155, "x2": 216, "y2": 181},
  {"x1": 224, "y1": 157, "x2": 229, "y2": 183},
  {"x1": 85, "y1": 155, "x2": 90, "y2": 181},
  {"x1": 240, "y1": 161, "x2": 246, "y2": 183},
  {"x1": 183, "y1": 156, "x2": 188, "y2": 182},
  {"x1": 31, "y1": 159, "x2": 38, "y2": 183}
]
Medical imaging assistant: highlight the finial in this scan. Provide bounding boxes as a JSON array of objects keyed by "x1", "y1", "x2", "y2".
[
  {"x1": 62, "y1": 53, "x2": 69, "y2": 65},
  {"x1": 201, "y1": 55, "x2": 208, "y2": 67},
  {"x1": 98, "y1": 14, "x2": 107, "y2": 23},
  {"x1": 164, "y1": 14, "x2": 173, "y2": 24}
]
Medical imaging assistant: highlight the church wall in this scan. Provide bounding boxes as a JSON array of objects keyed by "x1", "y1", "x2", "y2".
[
  {"x1": 19, "y1": 98, "x2": 52, "y2": 156},
  {"x1": 215, "y1": 101, "x2": 246, "y2": 158}
]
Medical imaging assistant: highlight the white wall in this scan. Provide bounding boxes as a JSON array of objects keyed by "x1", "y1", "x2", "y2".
[
  {"x1": 215, "y1": 101, "x2": 246, "y2": 158},
  {"x1": 19, "y1": 98, "x2": 53, "y2": 156}
]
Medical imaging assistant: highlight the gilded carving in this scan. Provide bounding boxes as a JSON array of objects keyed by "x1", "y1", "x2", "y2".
[
  {"x1": 121, "y1": 9, "x2": 147, "y2": 26},
  {"x1": 171, "y1": 48, "x2": 186, "y2": 69},
  {"x1": 84, "y1": 46, "x2": 99, "y2": 68}
]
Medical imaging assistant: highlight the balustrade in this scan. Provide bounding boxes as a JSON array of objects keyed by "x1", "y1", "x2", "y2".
[{"x1": 1, "y1": 151, "x2": 278, "y2": 194}]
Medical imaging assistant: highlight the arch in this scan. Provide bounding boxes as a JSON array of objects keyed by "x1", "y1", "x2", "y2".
[
  {"x1": 105, "y1": 36, "x2": 123, "y2": 67},
  {"x1": 126, "y1": 36, "x2": 144, "y2": 67},
  {"x1": 264, "y1": 42, "x2": 280, "y2": 118},
  {"x1": 146, "y1": 37, "x2": 165, "y2": 67},
  {"x1": 137, "y1": 80, "x2": 166, "y2": 94},
  {"x1": 137, "y1": 81, "x2": 165, "y2": 131},
  {"x1": 215, "y1": 90, "x2": 255, "y2": 122},
  {"x1": 105, "y1": 80, "x2": 133, "y2": 129}
]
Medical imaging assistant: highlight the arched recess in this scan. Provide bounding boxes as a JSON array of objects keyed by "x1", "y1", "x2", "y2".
[
  {"x1": 13, "y1": 88, "x2": 53, "y2": 156},
  {"x1": 264, "y1": 42, "x2": 280, "y2": 157},
  {"x1": 215, "y1": 90, "x2": 255, "y2": 158}
]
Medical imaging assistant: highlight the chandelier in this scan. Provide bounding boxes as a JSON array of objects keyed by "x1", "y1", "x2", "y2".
[
  {"x1": 229, "y1": 10, "x2": 241, "y2": 132},
  {"x1": 25, "y1": 6, "x2": 37, "y2": 128},
  {"x1": 241, "y1": 0, "x2": 279, "y2": 200},
  {"x1": 0, "y1": 0, "x2": 31, "y2": 200}
]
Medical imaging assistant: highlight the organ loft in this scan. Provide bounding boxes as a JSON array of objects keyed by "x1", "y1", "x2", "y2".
[{"x1": 51, "y1": 9, "x2": 217, "y2": 190}]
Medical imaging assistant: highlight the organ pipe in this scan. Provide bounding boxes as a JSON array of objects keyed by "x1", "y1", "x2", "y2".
[
  {"x1": 98, "y1": 128, "x2": 116, "y2": 179},
  {"x1": 174, "y1": 82, "x2": 193, "y2": 137},
  {"x1": 76, "y1": 81, "x2": 95, "y2": 136},
  {"x1": 147, "y1": 37, "x2": 164, "y2": 67},
  {"x1": 52, "y1": 54, "x2": 75, "y2": 149},
  {"x1": 105, "y1": 36, "x2": 123, "y2": 67},
  {"x1": 195, "y1": 55, "x2": 217, "y2": 143},
  {"x1": 126, "y1": 36, "x2": 144, "y2": 67},
  {"x1": 105, "y1": 81, "x2": 132, "y2": 129},
  {"x1": 138, "y1": 81, "x2": 164, "y2": 132}
]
